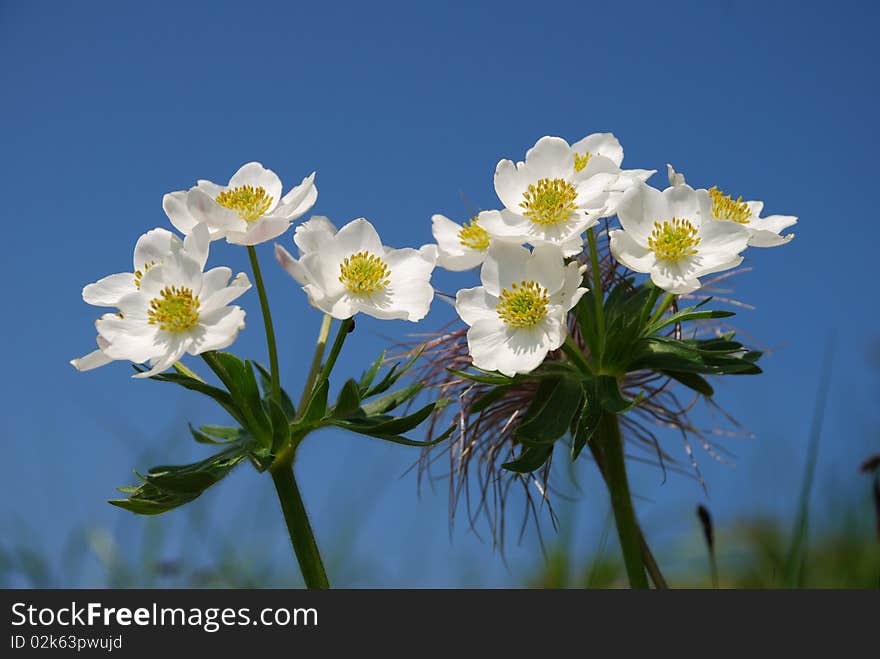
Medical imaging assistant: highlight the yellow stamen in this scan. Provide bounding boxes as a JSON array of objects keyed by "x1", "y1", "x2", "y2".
[
  {"x1": 338, "y1": 251, "x2": 391, "y2": 295},
  {"x1": 458, "y1": 218, "x2": 490, "y2": 251},
  {"x1": 709, "y1": 186, "x2": 751, "y2": 224},
  {"x1": 648, "y1": 218, "x2": 701, "y2": 262},
  {"x1": 215, "y1": 185, "x2": 273, "y2": 222},
  {"x1": 134, "y1": 261, "x2": 156, "y2": 289},
  {"x1": 574, "y1": 152, "x2": 592, "y2": 172},
  {"x1": 520, "y1": 178, "x2": 578, "y2": 226},
  {"x1": 148, "y1": 286, "x2": 200, "y2": 333},
  {"x1": 496, "y1": 280, "x2": 549, "y2": 329}
]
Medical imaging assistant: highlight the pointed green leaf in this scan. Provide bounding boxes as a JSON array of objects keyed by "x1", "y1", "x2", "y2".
[
  {"x1": 301, "y1": 378, "x2": 329, "y2": 424},
  {"x1": 358, "y1": 350, "x2": 386, "y2": 394},
  {"x1": 661, "y1": 370, "x2": 714, "y2": 397},
  {"x1": 597, "y1": 374, "x2": 642, "y2": 414},
  {"x1": 253, "y1": 361, "x2": 296, "y2": 419},
  {"x1": 361, "y1": 383, "x2": 423, "y2": 416},
  {"x1": 334, "y1": 378, "x2": 362, "y2": 418},
  {"x1": 502, "y1": 444, "x2": 553, "y2": 473},
  {"x1": 515, "y1": 376, "x2": 584, "y2": 446}
]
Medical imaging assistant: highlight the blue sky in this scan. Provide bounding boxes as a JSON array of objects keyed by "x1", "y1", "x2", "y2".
[{"x1": 2, "y1": 0, "x2": 878, "y2": 586}]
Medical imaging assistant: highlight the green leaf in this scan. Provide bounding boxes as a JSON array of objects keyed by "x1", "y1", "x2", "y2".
[
  {"x1": 644, "y1": 303, "x2": 734, "y2": 336},
  {"x1": 447, "y1": 368, "x2": 514, "y2": 386},
  {"x1": 360, "y1": 384, "x2": 423, "y2": 416},
  {"x1": 364, "y1": 346, "x2": 424, "y2": 398},
  {"x1": 329, "y1": 419, "x2": 454, "y2": 447},
  {"x1": 469, "y1": 386, "x2": 511, "y2": 414},
  {"x1": 267, "y1": 398, "x2": 291, "y2": 451},
  {"x1": 201, "y1": 353, "x2": 273, "y2": 446},
  {"x1": 515, "y1": 376, "x2": 584, "y2": 445},
  {"x1": 661, "y1": 370, "x2": 714, "y2": 397},
  {"x1": 198, "y1": 425, "x2": 245, "y2": 441},
  {"x1": 333, "y1": 379, "x2": 362, "y2": 418},
  {"x1": 572, "y1": 382, "x2": 602, "y2": 460},
  {"x1": 597, "y1": 375, "x2": 642, "y2": 414},
  {"x1": 300, "y1": 378, "x2": 329, "y2": 424},
  {"x1": 630, "y1": 337, "x2": 762, "y2": 375},
  {"x1": 502, "y1": 444, "x2": 553, "y2": 473},
  {"x1": 363, "y1": 400, "x2": 448, "y2": 436},
  {"x1": 253, "y1": 361, "x2": 296, "y2": 420},
  {"x1": 188, "y1": 423, "x2": 234, "y2": 445},
  {"x1": 358, "y1": 350, "x2": 386, "y2": 395},
  {"x1": 110, "y1": 446, "x2": 247, "y2": 515}
]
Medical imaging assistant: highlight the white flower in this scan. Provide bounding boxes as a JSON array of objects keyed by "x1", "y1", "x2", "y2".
[
  {"x1": 482, "y1": 135, "x2": 654, "y2": 256},
  {"x1": 164, "y1": 162, "x2": 317, "y2": 246},
  {"x1": 667, "y1": 164, "x2": 797, "y2": 247},
  {"x1": 431, "y1": 212, "x2": 505, "y2": 271},
  {"x1": 569, "y1": 132, "x2": 655, "y2": 214},
  {"x1": 610, "y1": 182, "x2": 750, "y2": 295},
  {"x1": 71, "y1": 225, "x2": 212, "y2": 372},
  {"x1": 275, "y1": 217, "x2": 437, "y2": 322},
  {"x1": 93, "y1": 248, "x2": 251, "y2": 378},
  {"x1": 454, "y1": 243, "x2": 587, "y2": 376}
]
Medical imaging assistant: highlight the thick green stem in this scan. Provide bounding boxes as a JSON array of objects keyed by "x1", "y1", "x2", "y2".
[
  {"x1": 270, "y1": 460, "x2": 329, "y2": 589},
  {"x1": 598, "y1": 413, "x2": 648, "y2": 589},
  {"x1": 247, "y1": 245, "x2": 281, "y2": 405},
  {"x1": 296, "y1": 314, "x2": 333, "y2": 419},
  {"x1": 586, "y1": 229, "x2": 606, "y2": 367}
]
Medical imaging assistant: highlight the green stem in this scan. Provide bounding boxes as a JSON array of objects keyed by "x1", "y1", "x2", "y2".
[
  {"x1": 247, "y1": 245, "x2": 281, "y2": 404},
  {"x1": 563, "y1": 335, "x2": 593, "y2": 375},
  {"x1": 598, "y1": 413, "x2": 648, "y2": 589},
  {"x1": 317, "y1": 317, "x2": 354, "y2": 385},
  {"x1": 270, "y1": 460, "x2": 329, "y2": 589},
  {"x1": 648, "y1": 292, "x2": 676, "y2": 326},
  {"x1": 295, "y1": 314, "x2": 333, "y2": 420},
  {"x1": 586, "y1": 229, "x2": 606, "y2": 367}
]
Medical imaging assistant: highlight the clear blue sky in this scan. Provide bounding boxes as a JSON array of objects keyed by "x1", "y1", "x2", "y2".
[{"x1": 2, "y1": 0, "x2": 878, "y2": 586}]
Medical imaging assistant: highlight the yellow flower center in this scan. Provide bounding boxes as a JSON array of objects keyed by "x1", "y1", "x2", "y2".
[
  {"x1": 574, "y1": 152, "x2": 592, "y2": 172},
  {"x1": 338, "y1": 251, "x2": 391, "y2": 295},
  {"x1": 648, "y1": 218, "x2": 701, "y2": 262},
  {"x1": 520, "y1": 178, "x2": 578, "y2": 226},
  {"x1": 458, "y1": 218, "x2": 490, "y2": 251},
  {"x1": 134, "y1": 261, "x2": 156, "y2": 289},
  {"x1": 148, "y1": 286, "x2": 200, "y2": 333},
  {"x1": 496, "y1": 280, "x2": 550, "y2": 329},
  {"x1": 709, "y1": 186, "x2": 751, "y2": 224},
  {"x1": 215, "y1": 185, "x2": 274, "y2": 222}
]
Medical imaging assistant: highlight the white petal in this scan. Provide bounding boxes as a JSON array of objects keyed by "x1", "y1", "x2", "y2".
[
  {"x1": 186, "y1": 188, "x2": 249, "y2": 233},
  {"x1": 190, "y1": 306, "x2": 247, "y2": 354},
  {"x1": 494, "y1": 159, "x2": 526, "y2": 212},
  {"x1": 556, "y1": 261, "x2": 587, "y2": 311},
  {"x1": 616, "y1": 184, "x2": 657, "y2": 246},
  {"x1": 650, "y1": 260, "x2": 701, "y2": 295},
  {"x1": 70, "y1": 338, "x2": 114, "y2": 372},
  {"x1": 228, "y1": 217, "x2": 291, "y2": 246},
  {"x1": 82, "y1": 273, "x2": 136, "y2": 307},
  {"x1": 526, "y1": 243, "x2": 565, "y2": 295},
  {"x1": 609, "y1": 229, "x2": 655, "y2": 274},
  {"x1": 275, "y1": 172, "x2": 317, "y2": 220},
  {"x1": 333, "y1": 218, "x2": 384, "y2": 256},
  {"x1": 477, "y1": 209, "x2": 530, "y2": 240},
  {"x1": 666, "y1": 164, "x2": 687, "y2": 187},
  {"x1": 134, "y1": 336, "x2": 189, "y2": 378},
  {"x1": 275, "y1": 244, "x2": 312, "y2": 286},
  {"x1": 163, "y1": 191, "x2": 198, "y2": 235},
  {"x1": 439, "y1": 249, "x2": 486, "y2": 271},
  {"x1": 229, "y1": 162, "x2": 283, "y2": 213},
  {"x1": 199, "y1": 269, "x2": 251, "y2": 312},
  {"x1": 571, "y1": 133, "x2": 623, "y2": 167},
  {"x1": 96, "y1": 315, "x2": 160, "y2": 363},
  {"x1": 182, "y1": 222, "x2": 210, "y2": 269},
  {"x1": 431, "y1": 214, "x2": 466, "y2": 254},
  {"x1": 455, "y1": 286, "x2": 499, "y2": 325},
  {"x1": 521, "y1": 136, "x2": 574, "y2": 181},
  {"x1": 698, "y1": 217, "x2": 750, "y2": 256},
  {"x1": 293, "y1": 215, "x2": 337, "y2": 254},
  {"x1": 480, "y1": 242, "x2": 531, "y2": 296}
]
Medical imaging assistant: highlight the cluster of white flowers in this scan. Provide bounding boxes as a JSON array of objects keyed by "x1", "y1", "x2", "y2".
[
  {"x1": 426, "y1": 134, "x2": 796, "y2": 376},
  {"x1": 74, "y1": 138, "x2": 796, "y2": 381}
]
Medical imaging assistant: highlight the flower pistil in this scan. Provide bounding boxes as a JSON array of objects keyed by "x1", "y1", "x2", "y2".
[
  {"x1": 496, "y1": 280, "x2": 549, "y2": 328},
  {"x1": 148, "y1": 286, "x2": 200, "y2": 333}
]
